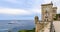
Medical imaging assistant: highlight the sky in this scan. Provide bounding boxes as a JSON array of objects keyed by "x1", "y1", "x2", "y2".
[{"x1": 0, "y1": 0, "x2": 60, "y2": 20}]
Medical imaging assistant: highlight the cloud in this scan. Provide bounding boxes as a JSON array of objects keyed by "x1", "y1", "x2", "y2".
[
  {"x1": 57, "y1": 7, "x2": 60, "y2": 14},
  {"x1": 0, "y1": 7, "x2": 41, "y2": 16},
  {"x1": 43, "y1": 0, "x2": 52, "y2": 4},
  {"x1": 43, "y1": 0, "x2": 60, "y2": 14},
  {"x1": 0, "y1": 8, "x2": 32, "y2": 15},
  {"x1": 4, "y1": 0, "x2": 18, "y2": 3},
  {"x1": 31, "y1": 8, "x2": 41, "y2": 14}
]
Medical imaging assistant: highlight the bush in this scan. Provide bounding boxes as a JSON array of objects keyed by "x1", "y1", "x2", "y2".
[{"x1": 18, "y1": 28, "x2": 35, "y2": 32}]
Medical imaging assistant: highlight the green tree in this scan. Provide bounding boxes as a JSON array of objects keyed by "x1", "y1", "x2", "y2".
[
  {"x1": 18, "y1": 30, "x2": 27, "y2": 32},
  {"x1": 18, "y1": 28, "x2": 35, "y2": 32}
]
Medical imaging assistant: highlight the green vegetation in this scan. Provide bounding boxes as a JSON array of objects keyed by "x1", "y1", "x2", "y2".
[
  {"x1": 53, "y1": 16, "x2": 57, "y2": 20},
  {"x1": 8, "y1": 30, "x2": 12, "y2": 32},
  {"x1": 53, "y1": 14, "x2": 60, "y2": 20},
  {"x1": 18, "y1": 28, "x2": 35, "y2": 32}
]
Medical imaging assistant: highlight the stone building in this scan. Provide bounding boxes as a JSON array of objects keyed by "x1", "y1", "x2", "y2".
[{"x1": 35, "y1": 2, "x2": 60, "y2": 32}]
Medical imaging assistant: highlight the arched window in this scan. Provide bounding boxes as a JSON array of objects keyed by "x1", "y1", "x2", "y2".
[{"x1": 44, "y1": 19, "x2": 48, "y2": 21}]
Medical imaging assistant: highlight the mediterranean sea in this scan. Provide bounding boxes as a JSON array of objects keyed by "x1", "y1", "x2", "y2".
[{"x1": 0, "y1": 20, "x2": 35, "y2": 32}]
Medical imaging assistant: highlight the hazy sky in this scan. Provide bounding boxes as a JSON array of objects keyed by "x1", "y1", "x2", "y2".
[{"x1": 0, "y1": 0, "x2": 60, "y2": 20}]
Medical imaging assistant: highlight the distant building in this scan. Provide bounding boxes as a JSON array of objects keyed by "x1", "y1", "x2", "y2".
[{"x1": 34, "y1": 2, "x2": 60, "y2": 32}]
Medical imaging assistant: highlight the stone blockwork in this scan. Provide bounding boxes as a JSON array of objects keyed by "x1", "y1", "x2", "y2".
[
  {"x1": 34, "y1": 2, "x2": 60, "y2": 32},
  {"x1": 41, "y1": 2, "x2": 57, "y2": 21}
]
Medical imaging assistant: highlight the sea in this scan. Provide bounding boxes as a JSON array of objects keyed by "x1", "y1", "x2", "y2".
[{"x1": 0, "y1": 20, "x2": 35, "y2": 32}]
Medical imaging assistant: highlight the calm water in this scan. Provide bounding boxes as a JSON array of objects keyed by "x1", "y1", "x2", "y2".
[{"x1": 0, "y1": 20, "x2": 35, "y2": 32}]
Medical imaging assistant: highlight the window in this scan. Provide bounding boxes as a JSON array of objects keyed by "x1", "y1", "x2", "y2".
[
  {"x1": 44, "y1": 19, "x2": 48, "y2": 21},
  {"x1": 46, "y1": 19, "x2": 48, "y2": 21},
  {"x1": 45, "y1": 16, "x2": 48, "y2": 18}
]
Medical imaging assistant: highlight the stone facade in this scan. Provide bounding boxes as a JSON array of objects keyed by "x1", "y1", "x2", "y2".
[
  {"x1": 34, "y1": 2, "x2": 60, "y2": 32},
  {"x1": 41, "y1": 2, "x2": 57, "y2": 21}
]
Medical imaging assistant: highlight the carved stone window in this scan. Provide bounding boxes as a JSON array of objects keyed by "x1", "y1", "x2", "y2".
[
  {"x1": 44, "y1": 19, "x2": 48, "y2": 21},
  {"x1": 45, "y1": 16, "x2": 48, "y2": 18}
]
